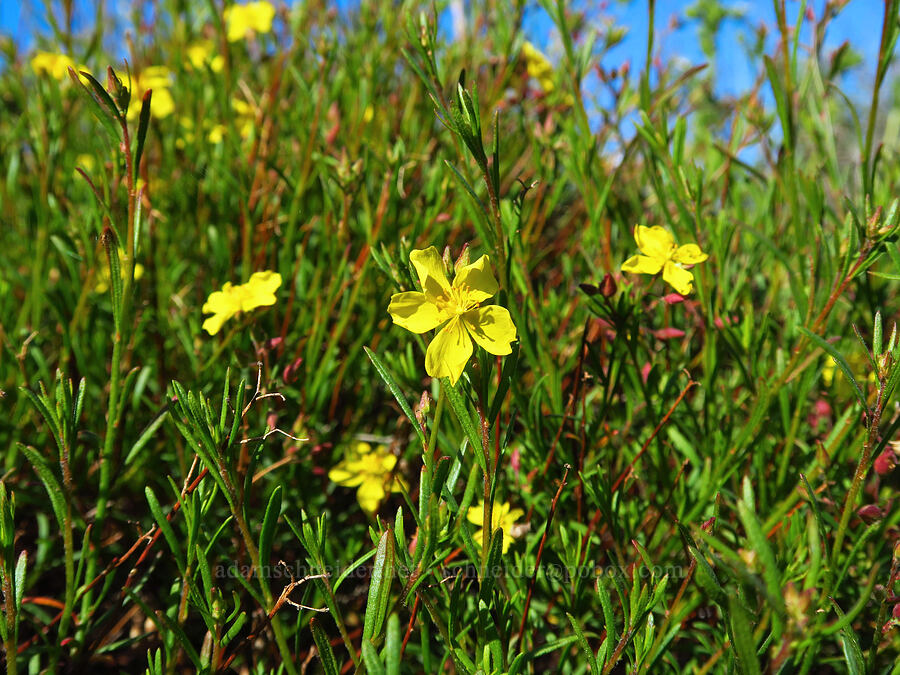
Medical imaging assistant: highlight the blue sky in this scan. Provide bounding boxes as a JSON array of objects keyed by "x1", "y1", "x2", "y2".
[{"x1": 3, "y1": 0, "x2": 886, "y2": 104}]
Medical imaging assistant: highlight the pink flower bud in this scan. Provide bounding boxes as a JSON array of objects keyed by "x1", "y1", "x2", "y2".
[
  {"x1": 857, "y1": 504, "x2": 883, "y2": 524},
  {"x1": 654, "y1": 327, "x2": 685, "y2": 340},
  {"x1": 875, "y1": 448, "x2": 897, "y2": 475},
  {"x1": 662, "y1": 293, "x2": 684, "y2": 304}
]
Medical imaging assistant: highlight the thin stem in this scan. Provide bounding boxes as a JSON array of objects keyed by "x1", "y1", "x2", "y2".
[
  {"x1": 233, "y1": 509, "x2": 299, "y2": 675},
  {"x1": 829, "y1": 385, "x2": 883, "y2": 576}
]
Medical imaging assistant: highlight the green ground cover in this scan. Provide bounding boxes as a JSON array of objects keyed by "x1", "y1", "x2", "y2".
[{"x1": 2, "y1": 1, "x2": 900, "y2": 672}]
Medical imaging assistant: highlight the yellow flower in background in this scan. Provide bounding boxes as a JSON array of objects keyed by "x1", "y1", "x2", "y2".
[
  {"x1": 201, "y1": 270, "x2": 281, "y2": 335},
  {"x1": 122, "y1": 66, "x2": 175, "y2": 120},
  {"x1": 208, "y1": 99, "x2": 255, "y2": 143},
  {"x1": 31, "y1": 51, "x2": 76, "y2": 80},
  {"x1": 186, "y1": 40, "x2": 224, "y2": 73},
  {"x1": 521, "y1": 41, "x2": 554, "y2": 92},
  {"x1": 328, "y1": 442, "x2": 404, "y2": 514},
  {"x1": 94, "y1": 249, "x2": 144, "y2": 294},
  {"x1": 466, "y1": 501, "x2": 524, "y2": 554},
  {"x1": 621, "y1": 225, "x2": 708, "y2": 295},
  {"x1": 225, "y1": 1, "x2": 276, "y2": 42},
  {"x1": 388, "y1": 247, "x2": 517, "y2": 386}
]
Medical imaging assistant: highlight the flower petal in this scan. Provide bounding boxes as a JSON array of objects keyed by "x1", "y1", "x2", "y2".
[
  {"x1": 410, "y1": 247, "x2": 450, "y2": 299},
  {"x1": 662, "y1": 261, "x2": 694, "y2": 295},
  {"x1": 202, "y1": 312, "x2": 230, "y2": 336},
  {"x1": 453, "y1": 254, "x2": 498, "y2": 303},
  {"x1": 621, "y1": 254, "x2": 663, "y2": 275},
  {"x1": 425, "y1": 317, "x2": 472, "y2": 385},
  {"x1": 466, "y1": 503, "x2": 484, "y2": 525},
  {"x1": 241, "y1": 271, "x2": 281, "y2": 311},
  {"x1": 357, "y1": 478, "x2": 386, "y2": 513},
  {"x1": 673, "y1": 243, "x2": 708, "y2": 265},
  {"x1": 634, "y1": 225, "x2": 674, "y2": 259},
  {"x1": 328, "y1": 463, "x2": 366, "y2": 487},
  {"x1": 462, "y1": 306, "x2": 517, "y2": 356},
  {"x1": 388, "y1": 292, "x2": 448, "y2": 333}
]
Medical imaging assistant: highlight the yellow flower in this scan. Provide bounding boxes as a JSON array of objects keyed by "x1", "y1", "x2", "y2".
[
  {"x1": 521, "y1": 41, "x2": 555, "y2": 92},
  {"x1": 225, "y1": 1, "x2": 276, "y2": 42},
  {"x1": 31, "y1": 51, "x2": 76, "y2": 80},
  {"x1": 121, "y1": 66, "x2": 175, "y2": 120},
  {"x1": 201, "y1": 270, "x2": 281, "y2": 335},
  {"x1": 209, "y1": 99, "x2": 255, "y2": 143},
  {"x1": 621, "y1": 225, "x2": 708, "y2": 295},
  {"x1": 388, "y1": 247, "x2": 517, "y2": 386},
  {"x1": 328, "y1": 442, "x2": 404, "y2": 514},
  {"x1": 466, "y1": 501, "x2": 524, "y2": 554},
  {"x1": 186, "y1": 40, "x2": 224, "y2": 73},
  {"x1": 94, "y1": 249, "x2": 144, "y2": 293}
]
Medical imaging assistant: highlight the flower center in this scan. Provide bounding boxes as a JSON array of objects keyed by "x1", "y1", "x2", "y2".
[{"x1": 436, "y1": 284, "x2": 478, "y2": 315}]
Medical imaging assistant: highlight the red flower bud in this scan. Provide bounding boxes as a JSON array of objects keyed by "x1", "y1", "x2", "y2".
[{"x1": 857, "y1": 504, "x2": 883, "y2": 524}]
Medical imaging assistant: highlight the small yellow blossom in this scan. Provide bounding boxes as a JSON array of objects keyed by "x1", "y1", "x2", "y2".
[
  {"x1": 466, "y1": 501, "x2": 524, "y2": 554},
  {"x1": 621, "y1": 225, "x2": 708, "y2": 295},
  {"x1": 201, "y1": 270, "x2": 281, "y2": 335},
  {"x1": 328, "y1": 442, "x2": 404, "y2": 514},
  {"x1": 74, "y1": 154, "x2": 95, "y2": 174},
  {"x1": 225, "y1": 1, "x2": 276, "y2": 42},
  {"x1": 521, "y1": 41, "x2": 554, "y2": 92},
  {"x1": 186, "y1": 40, "x2": 224, "y2": 73},
  {"x1": 94, "y1": 249, "x2": 144, "y2": 294},
  {"x1": 31, "y1": 51, "x2": 76, "y2": 80},
  {"x1": 208, "y1": 99, "x2": 255, "y2": 143},
  {"x1": 388, "y1": 247, "x2": 517, "y2": 386},
  {"x1": 120, "y1": 66, "x2": 175, "y2": 120}
]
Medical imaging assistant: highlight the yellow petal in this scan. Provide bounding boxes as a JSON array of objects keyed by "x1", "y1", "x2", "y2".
[
  {"x1": 225, "y1": 1, "x2": 276, "y2": 42},
  {"x1": 388, "y1": 292, "x2": 448, "y2": 334},
  {"x1": 328, "y1": 464, "x2": 366, "y2": 488},
  {"x1": 634, "y1": 225, "x2": 674, "y2": 259},
  {"x1": 673, "y1": 243, "x2": 708, "y2": 265},
  {"x1": 621, "y1": 254, "x2": 663, "y2": 275},
  {"x1": 662, "y1": 261, "x2": 694, "y2": 295},
  {"x1": 202, "y1": 312, "x2": 230, "y2": 336},
  {"x1": 241, "y1": 271, "x2": 281, "y2": 311},
  {"x1": 357, "y1": 478, "x2": 386, "y2": 513},
  {"x1": 453, "y1": 254, "x2": 498, "y2": 303},
  {"x1": 466, "y1": 503, "x2": 484, "y2": 525},
  {"x1": 410, "y1": 247, "x2": 450, "y2": 299},
  {"x1": 425, "y1": 317, "x2": 472, "y2": 385},
  {"x1": 462, "y1": 305, "x2": 516, "y2": 355}
]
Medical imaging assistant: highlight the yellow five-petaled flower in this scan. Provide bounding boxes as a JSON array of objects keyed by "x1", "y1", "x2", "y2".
[
  {"x1": 621, "y1": 225, "x2": 708, "y2": 295},
  {"x1": 466, "y1": 501, "x2": 524, "y2": 554},
  {"x1": 201, "y1": 270, "x2": 281, "y2": 335},
  {"x1": 388, "y1": 247, "x2": 517, "y2": 386},
  {"x1": 328, "y1": 442, "x2": 405, "y2": 514}
]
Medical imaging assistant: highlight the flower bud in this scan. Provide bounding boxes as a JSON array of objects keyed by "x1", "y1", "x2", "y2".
[
  {"x1": 857, "y1": 504, "x2": 883, "y2": 524},
  {"x1": 599, "y1": 273, "x2": 617, "y2": 298}
]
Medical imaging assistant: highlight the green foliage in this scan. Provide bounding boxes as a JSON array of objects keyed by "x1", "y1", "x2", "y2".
[{"x1": 2, "y1": 0, "x2": 900, "y2": 673}]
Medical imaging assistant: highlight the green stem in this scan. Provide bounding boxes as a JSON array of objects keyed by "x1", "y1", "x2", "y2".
[
  {"x1": 2, "y1": 564, "x2": 16, "y2": 675},
  {"x1": 829, "y1": 387, "x2": 883, "y2": 578},
  {"x1": 234, "y1": 509, "x2": 298, "y2": 675}
]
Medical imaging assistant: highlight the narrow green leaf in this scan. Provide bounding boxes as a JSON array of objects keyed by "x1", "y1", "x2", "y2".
[
  {"x1": 311, "y1": 616, "x2": 340, "y2": 675},
  {"x1": 728, "y1": 595, "x2": 761, "y2": 675},
  {"x1": 18, "y1": 445, "x2": 67, "y2": 530},
  {"x1": 133, "y1": 90, "x2": 152, "y2": 183},
  {"x1": 258, "y1": 485, "x2": 282, "y2": 572},
  {"x1": 385, "y1": 613, "x2": 401, "y2": 675},
  {"x1": 364, "y1": 347, "x2": 426, "y2": 447},
  {"x1": 566, "y1": 612, "x2": 600, "y2": 674},
  {"x1": 363, "y1": 529, "x2": 395, "y2": 643}
]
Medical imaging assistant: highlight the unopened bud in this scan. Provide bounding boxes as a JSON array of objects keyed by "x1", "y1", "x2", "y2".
[
  {"x1": 857, "y1": 504, "x2": 883, "y2": 524},
  {"x1": 599, "y1": 273, "x2": 617, "y2": 298}
]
